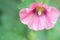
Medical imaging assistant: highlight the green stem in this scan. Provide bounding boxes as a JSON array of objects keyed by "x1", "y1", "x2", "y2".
[
  {"x1": 35, "y1": 0, "x2": 38, "y2": 2},
  {"x1": 28, "y1": 30, "x2": 37, "y2": 40},
  {"x1": 43, "y1": 0, "x2": 46, "y2": 4}
]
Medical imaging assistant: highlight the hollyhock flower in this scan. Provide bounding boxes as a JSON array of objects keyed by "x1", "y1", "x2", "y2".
[{"x1": 19, "y1": 2, "x2": 59, "y2": 31}]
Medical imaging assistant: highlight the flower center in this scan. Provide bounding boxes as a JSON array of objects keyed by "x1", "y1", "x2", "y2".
[{"x1": 36, "y1": 6, "x2": 45, "y2": 16}]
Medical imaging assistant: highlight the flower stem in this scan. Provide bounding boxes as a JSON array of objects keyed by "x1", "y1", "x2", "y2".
[
  {"x1": 28, "y1": 30, "x2": 37, "y2": 40},
  {"x1": 42, "y1": 0, "x2": 46, "y2": 4},
  {"x1": 35, "y1": 0, "x2": 38, "y2": 2}
]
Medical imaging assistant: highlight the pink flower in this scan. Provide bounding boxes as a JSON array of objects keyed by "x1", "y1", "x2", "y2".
[{"x1": 19, "y1": 2, "x2": 59, "y2": 31}]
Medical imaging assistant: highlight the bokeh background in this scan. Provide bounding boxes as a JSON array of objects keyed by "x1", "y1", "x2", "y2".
[{"x1": 0, "y1": 0, "x2": 60, "y2": 40}]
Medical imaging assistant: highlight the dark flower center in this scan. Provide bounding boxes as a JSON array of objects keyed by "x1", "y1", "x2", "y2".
[{"x1": 33, "y1": 6, "x2": 45, "y2": 16}]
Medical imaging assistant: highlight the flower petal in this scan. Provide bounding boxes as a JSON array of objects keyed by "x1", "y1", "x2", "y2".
[
  {"x1": 20, "y1": 8, "x2": 29, "y2": 18},
  {"x1": 20, "y1": 8, "x2": 33, "y2": 24},
  {"x1": 45, "y1": 7, "x2": 59, "y2": 29},
  {"x1": 47, "y1": 7, "x2": 59, "y2": 24},
  {"x1": 45, "y1": 15, "x2": 54, "y2": 30},
  {"x1": 39, "y1": 14, "x2": 46, "y2": 30},
  {"x1": 28, "y1": 14, "x2": 39, "y2": 31}
]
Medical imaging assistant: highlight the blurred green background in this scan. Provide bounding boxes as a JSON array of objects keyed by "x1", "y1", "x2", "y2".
[{"x1": 0, "y1": 0, "x2": 60, "y2": 40}]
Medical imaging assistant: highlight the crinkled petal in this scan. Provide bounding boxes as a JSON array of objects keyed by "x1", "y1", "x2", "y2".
[
  {"x1": 45, "y1": 15, "x2": 54, "y2": 30},
  {"x1": 20, "y1": 8, "x2": 29, "y2": 18},
  {"x1": 38, "y1": 14, "x2": 46, "y2": 30},
  {"x1": 47, "y1": 7, "x2": 59, "y2": 24},
  {"x1": 28, "y1": 14, "x2": 47, "y2": 31},
  {"x1": 20, "y1": 8, "x2": 33, "y2": 24},
  {"x1": 45, "y1": 7, "x2": 59, "y2": 29},
  {"x1": 28, "y1": 14, "x2": 39, "y2": 31}
]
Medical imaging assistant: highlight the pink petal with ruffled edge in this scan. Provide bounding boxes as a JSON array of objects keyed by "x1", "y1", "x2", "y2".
[
  {"x1": 38, "y1": 14, "x2": 46, "y2": 30},
  {"x1": 28, "y1": 14, "x2": 39, "y2": 31},
  {"x1": 45, "y1": 7, "x2": 59, "y2": 30},
  {"x1": 20, "y1": 8, "x2": 33, "y2": 24}
]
